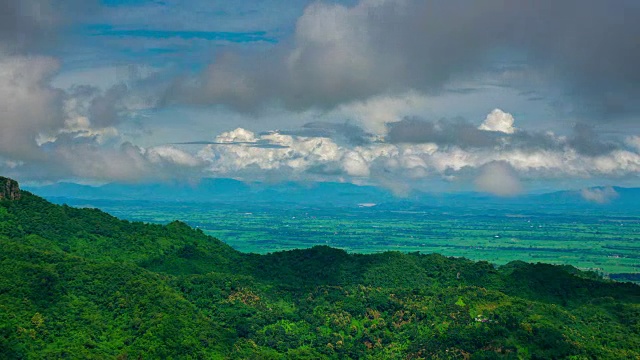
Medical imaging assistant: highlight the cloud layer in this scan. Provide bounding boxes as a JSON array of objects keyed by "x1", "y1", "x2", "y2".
[
  {"x1": 166, "y1": 0, "x2": 640, "y2": 120},
  {"x1": 185, "y1": 109, "x2": 640, "y2": 194},
  {"x1": 0, "y1": 0, "x2": 202, "y2": 183},
  {"x1": 0, "y1": 0, "x2": 639, "y2": 193}
]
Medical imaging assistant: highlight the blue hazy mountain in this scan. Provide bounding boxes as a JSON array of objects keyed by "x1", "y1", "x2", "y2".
[
  {"x1": 25, "y1": 179, "x2": 395, "y2": 206},
  {"x1": 25, "y1": 180, "x2": 640, "y2": 212},
  {"x1": 528, "y1": 187, "x2": 640, "y2": 211}
]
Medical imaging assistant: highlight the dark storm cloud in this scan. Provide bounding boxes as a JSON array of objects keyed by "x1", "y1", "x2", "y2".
[
  {"x1": 568, "y1": 123, "x2": 617, "y2": 156},
  {"x1": 386, "y1": 116, "x2": 624, "y2": 156},
  {"x1": 386, "y1": 118, "x2": 498, "y2": 148},
  {"x1": 0, "y1": 0, "x2": 100, "y2": 53},
  {"x1": 303, "y1": 122, "x2": 372, "y2": 145},
  {"x1": 0, "y1": 0, "x2": 56, "y2": 52},
  {"x1": 88, "y1": 84, "x2": 129, "y2": 128},
  {"x1": 165, "y1": 0, "x2": 640, "y2": 120},
  {"x1": 63, "y1": 83, "x2": 133, "y2": 130},
  {"x1": 507, "y1": 131, "x2": 562, "y2": 152}
]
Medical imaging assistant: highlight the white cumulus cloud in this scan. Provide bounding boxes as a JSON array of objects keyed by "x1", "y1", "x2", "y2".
[{"x1": 479, "y1": 109, "x2": 516, "y2": 134}]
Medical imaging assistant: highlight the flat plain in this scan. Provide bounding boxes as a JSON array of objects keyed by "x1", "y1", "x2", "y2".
[{"x1": 55, "y1": 199, "x2": 640, "y2": 278}]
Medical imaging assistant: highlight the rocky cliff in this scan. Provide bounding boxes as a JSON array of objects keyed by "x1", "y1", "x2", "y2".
[{"x1": 0, "y1": 177, "x2": 21, "y2": 201}]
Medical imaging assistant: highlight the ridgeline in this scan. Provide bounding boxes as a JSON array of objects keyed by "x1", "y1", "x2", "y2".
[{"x1": 0, "y1": 178, "x2": 638, "y2": 359}]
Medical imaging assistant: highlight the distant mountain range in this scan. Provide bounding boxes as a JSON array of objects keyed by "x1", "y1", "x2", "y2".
[
  {"x1": 24, "y1": 179, "x2": 395, "y2": 206},
  {"x1": 24, "y1": 179, "x2": 640, "y2": 212}
]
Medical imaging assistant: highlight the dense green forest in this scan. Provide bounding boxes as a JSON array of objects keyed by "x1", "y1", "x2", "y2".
[{"x1": 1, "y1": 189, "x2": 639, "y2": 359}]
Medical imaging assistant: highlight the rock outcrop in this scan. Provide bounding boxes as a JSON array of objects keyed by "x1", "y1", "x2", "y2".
[{"x1": 0, "y1": 176, "x2": 21, "y2": 201}]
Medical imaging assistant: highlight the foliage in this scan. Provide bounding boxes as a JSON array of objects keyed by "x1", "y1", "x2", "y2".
[{"x1": 0, "y1": 191, "x2": 639, "y2": 359}]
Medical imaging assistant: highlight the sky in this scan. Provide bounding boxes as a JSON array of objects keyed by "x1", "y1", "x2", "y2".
[{"x1": 1, "y1": 0, "x2": 640, "y2": 195}]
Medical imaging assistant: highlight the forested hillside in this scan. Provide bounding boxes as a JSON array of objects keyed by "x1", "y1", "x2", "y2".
[{"x1": 1, "y1": 190, "x2": 639, "y2": 359}]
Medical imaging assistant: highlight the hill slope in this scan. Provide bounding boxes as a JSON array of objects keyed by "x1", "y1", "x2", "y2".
[{"x1": 1, "y1": 187, "x2": 639, "y2": 359}]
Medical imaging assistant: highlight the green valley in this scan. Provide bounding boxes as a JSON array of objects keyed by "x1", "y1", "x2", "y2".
[
  {"x1": 50, "y1": 199, "x2": 640, "y2": 279},
  {"x1": 1, "y1": 182, "x2": 640, "y2": 358}
]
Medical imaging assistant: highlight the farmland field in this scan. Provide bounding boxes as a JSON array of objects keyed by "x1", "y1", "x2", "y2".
[{"x1": 52, "y1": 198, "x2": 640, "y2": 278}]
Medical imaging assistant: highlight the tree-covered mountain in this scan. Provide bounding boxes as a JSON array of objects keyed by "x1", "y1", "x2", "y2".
[{"x1": 1, "y1": 180, "x2": 639, "y2": 359}]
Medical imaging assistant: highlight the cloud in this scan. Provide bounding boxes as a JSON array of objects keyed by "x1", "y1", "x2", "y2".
[
  {"x1": 187, "y1": 109, "x2": 640, "y2": 188},
  {"x1": 474, "y1": 162, "x2": 522, "y2": 197},
  {"x1": 0, "y1": 55, "x2": 202, "y2": 183},
  {"x1": 342, "y1": 151, "x2": 370, "y2": 177},
  {"x1": 61, "y1": 83, "x2": 135, "y2": 140},
  {"x1": 61, "y1": 142, "x2": 203, "y2": 183},
  {"x1": 479, "y1": 109, "x2": 516, "y2": 134},
  {"x1": 580, "y1": 187, "x2": 619, "y2": 204},
  {"x1": 334, "y1": 92, "x2": 430, "y2": 135},
  {"x1": 0, "y1": 0, "x2": 57, "y2": 53},
  {"x1": 0, "y1": 0, "x2": 129, "y2": 164},
  {"x1": 0, "y1": 55, "x2": 64, "y2": 160},
  {"x1": 215, "y1": 127, "x2": 259, "y2": 143},
  {"x1": 281, "y1": 121, "x2": 374, "y2": 146},
  {"x1": 163, "y1": 0, "x2": 640, "y2": 120},
  {"x1": 197, "y1": 128, "x2": 343, "y2": 180},
  {"x1": 163, "y1": 107, "x2": 639, "y2": 190},
  {"x1": 386, "y1": 117, "x2": 497, "y2": 147},
  {"x1": 86, "y1": 84, "x2": 130, "y2": 128},
  {"x1": 626, "y1": 136, "x2": 640, "y2": 152},
  {"x1": 0, "y1": 0, "x2": 100, "y2": 54},
  {"x1": 2, "y1": 0, "x2": 640, "y2": 190},
  {"x1": 568, "y1": 123, "x2": 616, "y2": 156},
  {"x1": 1, "y1": 138, "x2": 204, "y2": 183},
  {"x1": 0, "y1": 1, "x2": 267, "y2": 184}
]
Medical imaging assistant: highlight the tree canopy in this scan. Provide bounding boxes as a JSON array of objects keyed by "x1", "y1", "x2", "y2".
[{"x1": 1, "y1": 191, "x2": 639, "y2": 359}]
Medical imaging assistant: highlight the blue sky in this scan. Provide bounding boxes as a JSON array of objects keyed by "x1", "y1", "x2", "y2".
[{"x1": 1, "y1": 0, "x2": 640, "y2": 195}]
